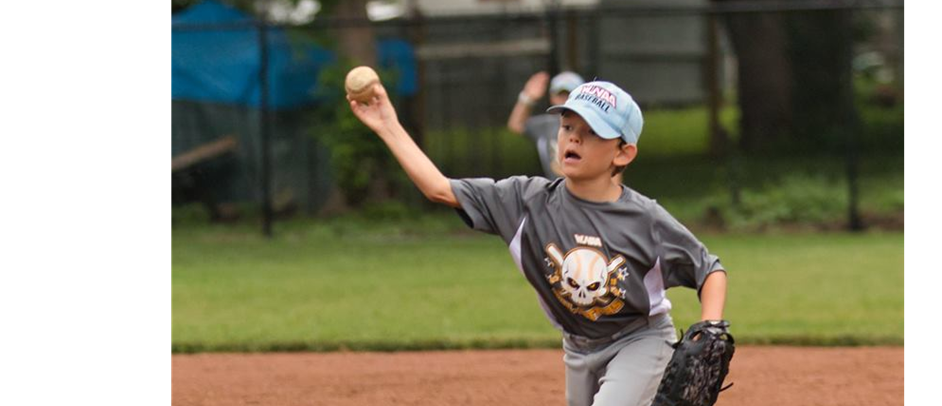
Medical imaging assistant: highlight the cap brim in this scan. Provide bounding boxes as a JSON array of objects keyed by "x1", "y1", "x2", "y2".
[{"x1": 546, "y1": 104, "x2": 621, "y2": 140}]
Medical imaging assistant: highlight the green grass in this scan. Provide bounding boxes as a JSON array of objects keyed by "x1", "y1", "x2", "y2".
[
  {"x1": 424, "y1": 127, "x2": 543, "y2": 179},
  {"x1": 173, "y1": 215, "x2": 903, "y2": 352},
  {"x1": 637, "y1": 105, "x2": 740, "y2": 157},
  {"x1": 666, "y1": 232, "x2": 903, "y2": 346},
  {"x1": 172, "y1": 217, "x2": 558, "y2": 352}
]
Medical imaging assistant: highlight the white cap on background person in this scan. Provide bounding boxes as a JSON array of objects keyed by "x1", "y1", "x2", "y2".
[{"x1": 549, "y1": 71, "x2": 585, "y2": 95}]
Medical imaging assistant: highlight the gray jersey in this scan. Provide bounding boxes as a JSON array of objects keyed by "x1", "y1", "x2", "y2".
[
  {"x1": 523, "y1": 114, "x2": 562, "y2": 179},
  {"x1": 450, "y1": 176, "x2": 724, "y2": 340}
]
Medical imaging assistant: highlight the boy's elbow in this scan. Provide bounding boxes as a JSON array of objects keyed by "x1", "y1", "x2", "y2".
[
  {"x1": 425, "y1": 191, "x2": 455, "y2": 207},
  {"x1": 507, "y1": 121, "x2": 524, "y2": 134},
  {"x1": 425, "y1": 186, "x2": 459, "y2": 208}
]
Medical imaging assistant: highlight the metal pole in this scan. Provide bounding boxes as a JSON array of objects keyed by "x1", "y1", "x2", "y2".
[
  {"x1": 840, "y1": 9, "x2": 863, "y2": 232},
  {"x1": 846, "y1": 131, "x2": 862, "y2": 231},
  {"x1": 258, "y1": 21, "x2": 273, "y2": 237},
  {"x1": 706, "y1": 14, "x2": 723, "y2": 156},
  {"x1": 707, "y1": 13, "x2": 741, "y2": 208}
]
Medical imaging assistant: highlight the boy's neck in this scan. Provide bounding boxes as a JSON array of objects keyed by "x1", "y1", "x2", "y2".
[{"x1": 564, "y1": 175, "x2": 623, "y2": 203}]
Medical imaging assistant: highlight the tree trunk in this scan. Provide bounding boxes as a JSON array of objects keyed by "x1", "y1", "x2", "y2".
[
  {"x1": 715, "y1": 1, "x2": 858, "y2": 153},
  {"x1": 335, "y1": 0, "x2": 389, "y2": 204},
  {"x1": 335, "y1": 0, "x2": 376, "y2": 67},
  {"x1": 718, "y1": 3, "x2": 793, "y2": 152}
]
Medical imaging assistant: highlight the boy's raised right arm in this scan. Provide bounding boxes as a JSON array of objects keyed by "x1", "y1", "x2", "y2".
[
  {"x1": 348, "y1": 83, "x2": 460, "y2": 208},
  {"x1": 506, "y1": 71, "x2": 549, "y2": 134}
]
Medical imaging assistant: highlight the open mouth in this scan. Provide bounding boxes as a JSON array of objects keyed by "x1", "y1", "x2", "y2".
[{"x1": 564, "y1": 150, "x2": 582, "y2": 163}]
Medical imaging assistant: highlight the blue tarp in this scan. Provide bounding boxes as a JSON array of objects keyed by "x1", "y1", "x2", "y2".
[
  {"x1": 378, "y1": 39, "x2": 418, "y2": 96},
  {"x1": 172, "y1": 0, "x2": 418, "y2": 110}
]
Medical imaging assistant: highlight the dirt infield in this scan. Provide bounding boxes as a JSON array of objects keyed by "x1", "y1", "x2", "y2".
[{"x1": 173, "y1": 346, "x2": 902, "y2": 406}]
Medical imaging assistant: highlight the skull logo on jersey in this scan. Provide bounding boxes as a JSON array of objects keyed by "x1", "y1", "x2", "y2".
[{"x1": 545, "y1": 243, "x2": 627, "y2": 320}]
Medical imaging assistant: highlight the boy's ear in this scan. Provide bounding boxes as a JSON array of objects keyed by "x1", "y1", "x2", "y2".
[{"x1": 613, "y1": 143, "x2": 638, "y2": 167}]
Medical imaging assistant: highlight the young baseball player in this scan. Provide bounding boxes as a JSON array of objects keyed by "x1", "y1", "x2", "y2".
[
  {"x1": 348, "y1": 80, "x2": 727, "y2": 406},
  {"x1": 507, "y1": 71, "x2": 584, "y2": 180}
]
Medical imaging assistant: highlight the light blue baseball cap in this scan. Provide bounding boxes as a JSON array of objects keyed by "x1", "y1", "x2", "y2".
[
  {"x1": 547, "y1": 81, "x2": 644, "y2": 144},
  {"x1": 549, "y1": 71, "x2": 584, "y2": 94}
]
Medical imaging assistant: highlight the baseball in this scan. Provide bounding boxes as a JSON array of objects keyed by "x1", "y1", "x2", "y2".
[{"x1": 345, "y1": 66, "x2": 380, "y2": 103}]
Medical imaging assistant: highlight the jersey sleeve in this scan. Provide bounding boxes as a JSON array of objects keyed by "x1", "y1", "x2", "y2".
[
  {"x1": 449, "y1": 176, "x2": 547, "y2": 243},
  {"x1": 652, "y1": 204, "x2": 725, "y2": 295}
]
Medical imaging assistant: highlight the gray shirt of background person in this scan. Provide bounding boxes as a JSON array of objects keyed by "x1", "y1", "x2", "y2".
[
  {"x1": 450, "y1": 176, "x2": 725, "y2": 340},
  {"x1": 524, "y1": 114, "x2": 562, "y2": 179}
]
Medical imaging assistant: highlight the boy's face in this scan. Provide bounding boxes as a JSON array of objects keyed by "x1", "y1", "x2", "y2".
[{"x1": 556, "y1": 111, "x2": 636, "y2": 181}]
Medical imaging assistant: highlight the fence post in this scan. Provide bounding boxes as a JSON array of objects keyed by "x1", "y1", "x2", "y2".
[{"x1": 258, "y1": 21, "x2": 273, "y2": 237}]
